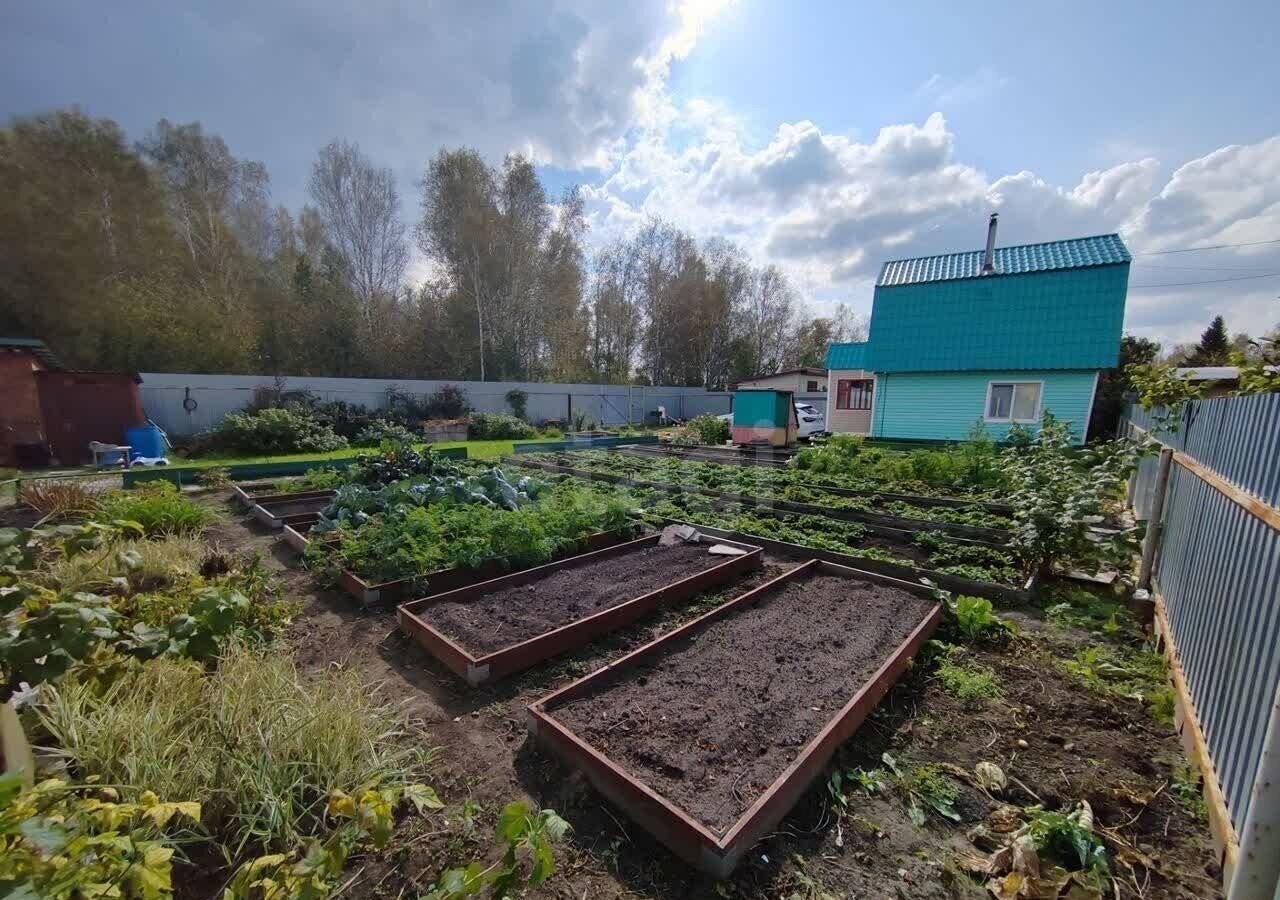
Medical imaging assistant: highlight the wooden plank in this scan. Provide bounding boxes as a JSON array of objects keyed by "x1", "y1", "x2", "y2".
[
  {"x1": 1154, "y1": 592, "x2": 1240, "y2": 883},
  {"x1": 1173, "y1": 450, "x2": 1280, "y2": 533},
  {"x1": 1127, "y1": 419, "x2": 1280, "y2": 534}
]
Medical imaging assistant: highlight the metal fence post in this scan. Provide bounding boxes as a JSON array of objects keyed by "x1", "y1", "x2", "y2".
[
  {"x1": 1136, "y1": 447, "x2": 1174, "y2": 592},
  {"x1": 1229, "y1": 680, "x2": 1280, "y2": 899}
]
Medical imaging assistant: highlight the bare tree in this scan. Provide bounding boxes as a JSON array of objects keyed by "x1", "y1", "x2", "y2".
[
  {"x1": 417, "y1": 148, "x2": 498, "y2": 380},
  {"x1": 139, "y1": 119, "x2": 270, "y2": 311},
  {"x1": 309, "y1": 139, "x2": 408, "y2": 310}
]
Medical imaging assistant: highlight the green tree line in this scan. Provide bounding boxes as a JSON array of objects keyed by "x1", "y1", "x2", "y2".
[{"x1": 0, "y1": 108, "x2": 862, "y2": 387}]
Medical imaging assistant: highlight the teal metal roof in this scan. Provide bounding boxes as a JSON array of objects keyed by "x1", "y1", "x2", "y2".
[
  {"x1": 877, "y1": 234, "x2": 1130, "y2": 287},
  {"x1": 865, "y1": 257, "x2": 1130, "y2": 373},
  {"x1": 825, "y1": 342, "x2": 867, "y2": 370}
]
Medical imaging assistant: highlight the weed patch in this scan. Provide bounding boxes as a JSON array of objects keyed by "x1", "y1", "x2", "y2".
[
  {"x1": 937, "y1": 652, "x2": 1003, "y2": 707},
  {"x1": 94, "y1": 482, "x2": 213, "y2": 536}
]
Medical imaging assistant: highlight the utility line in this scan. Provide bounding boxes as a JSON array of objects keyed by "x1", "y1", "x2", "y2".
[
  {"x1": 1128, "y1": 272, "x2": 1280, "y2": 290},
  {"x1": 1133, "y1": 262, "x2": 1279, "y2": 272},
  {"x1": 1132, "y1": 238, "x2": 1280, "y2": 256}
]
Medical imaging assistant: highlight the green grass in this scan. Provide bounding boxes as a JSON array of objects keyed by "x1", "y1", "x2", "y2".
[
  {"x1": 165, "y1": 437, "x2": 566, "y2": 468},
  {"x1": 10, "y1": 437, "x2": 571, "y2": 478}
]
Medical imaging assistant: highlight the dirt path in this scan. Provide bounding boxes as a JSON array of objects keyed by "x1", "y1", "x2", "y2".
[{"x1": 206, "y1": 492, "x2": 1222, "y2": 900}]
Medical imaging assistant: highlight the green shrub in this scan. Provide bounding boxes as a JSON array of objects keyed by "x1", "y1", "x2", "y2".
[
  {"x1": 352, "y1": 418, "x2": 418, "y2": 447},
  {"x1": 195, "y1": 466, "x2": 233, "y2": 488},
  {"x1": 685, "y1": 414, "x2": 731, "y2": 446},
  {"x1": 469, "y1": 413, "x2": 538, "y2": 440},
  {"x1": 94, "y1": 483, "x2": 212, "y2": 536},
  {"x1": 505, "y1": 388, "x2": 529, "y2": 420},
  {"x1": 209, "y1": 408, "x2": 348, "y2": 455},
  {"x1": 37, "y1": 644, "x2": 425, "y2": 853}
]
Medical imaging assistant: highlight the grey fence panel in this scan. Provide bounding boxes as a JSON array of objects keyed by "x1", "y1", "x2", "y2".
[
  {"x1": 1125, "y1": 395, "x2": 1280, "y2": 873},
  {"x1": 682, "y1": 392, "x2": 733, "y2": 418},
  {"x1": 1180, "y1": 394, "x2": 1280, "y2": 507},
  {"x1": 1133, "y1": 393, "x2": 1280, "y2": 506},
  {"x1": 1155, "y1": 464, "x2": 1280, "y2": 831}
]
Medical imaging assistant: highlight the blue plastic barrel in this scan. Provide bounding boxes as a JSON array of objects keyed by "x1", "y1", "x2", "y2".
[{"x1": 125, "y1": 424, "x2": 166, "y2": 461}]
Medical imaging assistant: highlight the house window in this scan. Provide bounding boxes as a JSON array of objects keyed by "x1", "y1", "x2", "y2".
[
  {"x1": 807, "y1": 379, "x2": 819, "y2": 391},
  {"x1": 836, "y1": 378, "x2": 873, "y2": 411},
  {"x1": 986, "y1": 382, "x2": 1042, "y2": 423}
]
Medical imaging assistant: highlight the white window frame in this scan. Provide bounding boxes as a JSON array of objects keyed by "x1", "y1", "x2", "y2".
[{"x1": 984, "y1": 380, "x2": 1043, "y2": 424}]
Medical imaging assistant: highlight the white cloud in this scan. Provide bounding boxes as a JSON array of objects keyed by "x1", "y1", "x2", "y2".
[
  {"x1": 17, "y1": 0, "x2": 1269, "y2": 348},
  {"x1": 582, "y1": 67, "x2": 1280, "y2": 347}
]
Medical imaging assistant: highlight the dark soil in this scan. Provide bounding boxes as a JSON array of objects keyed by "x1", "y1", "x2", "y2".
[
  {"x1": 185, "y1": 491, "x2": 1222, "y2": 900},
  {"x1": 553, "y1": 571, "x2": 935, "y2": 833},
  {"x1": 422, "y1": 541, "x2": 734, "y2": 654},
  {"x1": 255, "y1": 494, "x2": 333, "y2": 518}
]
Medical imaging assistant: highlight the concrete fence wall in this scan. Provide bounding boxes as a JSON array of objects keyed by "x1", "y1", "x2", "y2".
[{"x1": 138, "y1": 374, "x2": 756, "y2": 435}]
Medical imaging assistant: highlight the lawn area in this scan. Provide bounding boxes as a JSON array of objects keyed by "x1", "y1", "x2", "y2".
[
  {"x1": 4, "y1": 437, "x2": 566, "y2": 481},
  {"x1": 161, "y1": 436, "x2": 564, "y2": 468}
]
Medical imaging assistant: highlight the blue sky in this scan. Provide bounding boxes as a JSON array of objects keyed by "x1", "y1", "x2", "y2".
[
  {"x1": 2, "y1": 0, "x2": 1277, "y2": 348},
  {"x1": 668, "y1": 2, "x2": 1278, "y2": 184}
]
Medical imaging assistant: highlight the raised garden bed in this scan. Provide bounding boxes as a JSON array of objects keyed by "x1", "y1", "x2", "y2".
[
  {"x1": 505, "y1": 455, "x2": 1010, "y2": 542},
  {"x1": 661, "y1": 517, "x2": 1034, "y2": 604},
  {"x1": 232, "y1": 481, "x2": 333, "y2": 508},
  {"x1": 641, "y1": 444, "x2": 793, "y2": 467},
  {"x1": 249, "y1": 493, "x2": 336, "y2": 529},
  {"x1": 398, "y1": 532, "x2": 762, "y2": 685},
  {"x1": 422, "y1": 419, "x2": 469, "y2": 443},
  {"x1": 287, "y1": 525, "x2": 641, "y2": 607},
  {"x1": 608, "y1": 448, "x2": 1014, "y2": 514},
  {"x1": 527, "y1": 559, "x2": 942, "y2": 876}
]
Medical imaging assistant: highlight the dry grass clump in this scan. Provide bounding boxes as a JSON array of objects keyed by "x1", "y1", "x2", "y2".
[
  {"x1": 20, "y1": 479, "x2": 110, "y2": 520},
  {"x1": 37, "y1": 644, "x2": 422, "y2": 856}
]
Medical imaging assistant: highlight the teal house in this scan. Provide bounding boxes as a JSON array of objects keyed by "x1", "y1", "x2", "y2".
[{"x1": 824, "y1": 217, "x2": 1130, "y2": 445}]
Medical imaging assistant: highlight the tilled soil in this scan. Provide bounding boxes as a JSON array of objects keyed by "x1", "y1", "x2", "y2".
[
  {"x1": 191, "y1": 492, "x2": 1222, "y2": 900},
  {"x1": 422, "y1": 541, "x2": 733, "y2": 654},
  {"x1": 554, "y1": 570, "x2": 937, "y2": 833}
]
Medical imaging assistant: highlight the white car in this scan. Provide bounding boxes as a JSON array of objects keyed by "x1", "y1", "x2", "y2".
[{"x1": 718, "y1": 401, "x2": 826, "y2": 440}]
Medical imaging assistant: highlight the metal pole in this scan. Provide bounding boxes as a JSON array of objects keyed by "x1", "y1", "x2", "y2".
[
  {"x1": 1137, "y1": 447, "x2": 1174, "y2": 592},
  {"x1": 1229, "y1": 679, "x2": 1280, "y2": 899}
]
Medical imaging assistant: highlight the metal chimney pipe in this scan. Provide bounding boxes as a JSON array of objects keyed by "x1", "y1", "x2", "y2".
[{"x1": 982, "y1": 212, "x2": 999, "y2": 273}]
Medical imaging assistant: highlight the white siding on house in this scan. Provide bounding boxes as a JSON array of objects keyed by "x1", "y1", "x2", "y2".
[
  {"x1": 826, "y1": 369, "x2": 875, "y2": 434},
  {"x1": 734, "y1": 372, "x2": 826, "y2": 393}
]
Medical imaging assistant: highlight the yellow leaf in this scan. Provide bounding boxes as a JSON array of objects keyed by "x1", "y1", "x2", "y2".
[
  {"x1": 132, "y1": 845, "x2": 175, "y2": 900},
  {"x1": 138, "y1": 790, "x2": 159, "y2": 808},
  {"x1": 144, "y1": 845, "x2": 174, "y2": 867},
  {"x1": 403, "y1": 783, "x2": 445, "y2": 812},
  {"x1": 327, "y1": 790, "x2": 355, "y2": 818},
  {"x1": 245, "y1": 853, "x2": 289, "y2": 874}
]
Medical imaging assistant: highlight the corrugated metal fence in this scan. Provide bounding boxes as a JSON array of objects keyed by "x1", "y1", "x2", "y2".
[{"x1": 1124, "y1": 394, "x2": 1280, "y2": 898}]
